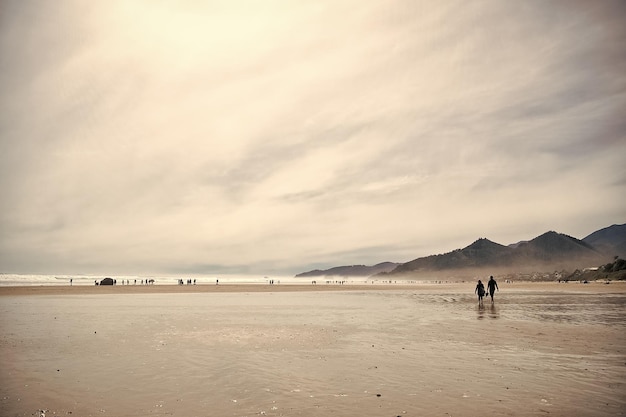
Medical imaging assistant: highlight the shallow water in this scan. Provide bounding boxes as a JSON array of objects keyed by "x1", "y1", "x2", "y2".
[{"x1": 1, "y1": 290, "x2": 625, "y2": 416}]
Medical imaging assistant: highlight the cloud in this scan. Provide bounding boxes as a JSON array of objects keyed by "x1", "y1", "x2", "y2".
[{"x1": 1, "y1": 0, "x2": 625, "y2": 275}]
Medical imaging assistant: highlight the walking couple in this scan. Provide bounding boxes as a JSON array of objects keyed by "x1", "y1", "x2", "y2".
[{"x1": 475, "y1": 276, "x2": 498, "y2": 304}]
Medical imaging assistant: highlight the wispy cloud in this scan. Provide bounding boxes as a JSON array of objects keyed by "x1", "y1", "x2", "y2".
[{"x1": 1, "y1": 0, "x2": 624, "y2": 274}]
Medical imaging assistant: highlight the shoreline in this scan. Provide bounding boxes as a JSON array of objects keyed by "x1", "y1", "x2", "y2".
[{"x1": 1, "y1": 280, "x2": 624, "y2": 296}]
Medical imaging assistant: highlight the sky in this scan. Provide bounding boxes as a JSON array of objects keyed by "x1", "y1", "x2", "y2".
[{"x1": 1, "y1": 0, "x2": 625, "y2": 276}]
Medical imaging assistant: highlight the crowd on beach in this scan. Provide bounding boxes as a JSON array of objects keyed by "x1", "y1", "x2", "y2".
[
  {"x1": 92, "y1": 278, "x2": 155, "y2": 286},
  {"x1": 84, "y1": 275, "x2": 505, "y2": 295}
]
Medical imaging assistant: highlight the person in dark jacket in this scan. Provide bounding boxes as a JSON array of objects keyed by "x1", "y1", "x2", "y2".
[
  {"x1": 487, "y1": 276, "x2": 498, "y2": 303},
  {"x1": 475, "y1": 280, "x2": 485, "y2": 304}
]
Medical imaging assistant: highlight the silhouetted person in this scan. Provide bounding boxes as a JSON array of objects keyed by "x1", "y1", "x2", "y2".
[
  {"x1": 475, "y1": 280, "x2": 485, "y2": 304},
  {"x1": 487, "y1": 276, "x2": 498, "y2": 303}
]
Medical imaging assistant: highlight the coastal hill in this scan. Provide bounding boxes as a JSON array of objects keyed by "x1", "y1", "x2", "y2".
[
  {"x1": 295, "y1": 262, "x2": 399, "y2": 278},
  {"x1": 390, "y1": 238, "x2": 514, "y2": 275},
  {"x1": 387, "y1": 231, "x2": 605, "y2": 277},
  {"x1": 582, "y1": 223, "x2": 626, "y2": 259},
  {"x1": 508, "y1": 231, "x2": 602, "y2": 266},
  {"x1": 295, "y1": 223, "x2": 625, "y2": 279}
]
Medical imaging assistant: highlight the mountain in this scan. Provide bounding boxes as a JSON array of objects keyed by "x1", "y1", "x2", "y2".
[
  {"x1": 295, "y1": 262, "x2": 399, "y2": 278},
  {"x1": 385, "y1": 231, "x2": 607, "y2": 277},
  {"x1": 294, "y1": 223, "x2": 625, "y2": 279},
  {"x1": 582, "y1": 223, "x2": 626, "y2": 258},
  {"x1": 510, "y1": 231, "x2": 604, "y2": 266},
  {"x1": 388, "y1": 231, "x2": 606, "y2": 276},
  {"x1": 390, "y1": 238, "x2": 514, "y2": 275},
  {"x1": 515, "y1": 231, "x2": 599, "y2": 259}
]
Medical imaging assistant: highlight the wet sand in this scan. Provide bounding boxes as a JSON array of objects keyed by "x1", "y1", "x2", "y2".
[{"x1": 1, "y1": 282, "x2": 625, "y2": 416}]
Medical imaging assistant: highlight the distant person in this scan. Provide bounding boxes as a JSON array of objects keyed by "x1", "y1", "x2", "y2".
[
  {"x1": 70, "y1": 278, "x2": 73, "y2": 286},
  {"x1": 487, "y1": 276, "x2": 499, "y2": 303},
  {"x1": 475, "y1": 280, "x2": 485, "y2": 304}
]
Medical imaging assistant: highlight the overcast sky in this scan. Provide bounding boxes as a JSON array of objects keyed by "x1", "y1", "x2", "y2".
[{"x1": 1, "y1": 1, "x2": 625, "y2": 276}]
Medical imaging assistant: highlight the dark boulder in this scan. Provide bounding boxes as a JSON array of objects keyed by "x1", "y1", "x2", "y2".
[{"x1": 100, "y1": 277, "x2": 114, "y2": 285}]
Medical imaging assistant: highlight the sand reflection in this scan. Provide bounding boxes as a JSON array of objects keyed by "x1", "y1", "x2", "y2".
[
  {"x1": 477, "y1": 302, "x2": 486, "y2": 319},
  {"x1": 488, "y1": 303, "x2": 499, "y2": 318},
  {"x1": 477, "y1": 302, "x2": 499, "y2": 319}
]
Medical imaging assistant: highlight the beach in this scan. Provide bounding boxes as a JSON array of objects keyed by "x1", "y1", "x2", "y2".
[{"x1": 1, "y1": 281, "x2": 625, "y2": 416}]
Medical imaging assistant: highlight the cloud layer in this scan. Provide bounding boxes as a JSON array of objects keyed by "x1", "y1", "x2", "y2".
[{"x1": 1, "y1": 0, "x2": 625, "y2": 274}]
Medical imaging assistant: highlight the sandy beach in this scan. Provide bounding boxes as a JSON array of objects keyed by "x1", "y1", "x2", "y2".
[
  {"x1": 2, "y1": 280, "x2": 624, "y2": 296},
  {"x1": 1, "y1": 281, "x2": 625, "y2": 416}
]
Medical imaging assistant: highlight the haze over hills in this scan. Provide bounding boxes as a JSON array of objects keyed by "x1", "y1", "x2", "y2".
[
  {"x1": 295, "y1": 223, "x2": 625, "y2": 279},
  {"x1": 295, "y1": 262, "x2": 399, "y2": 278}
]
